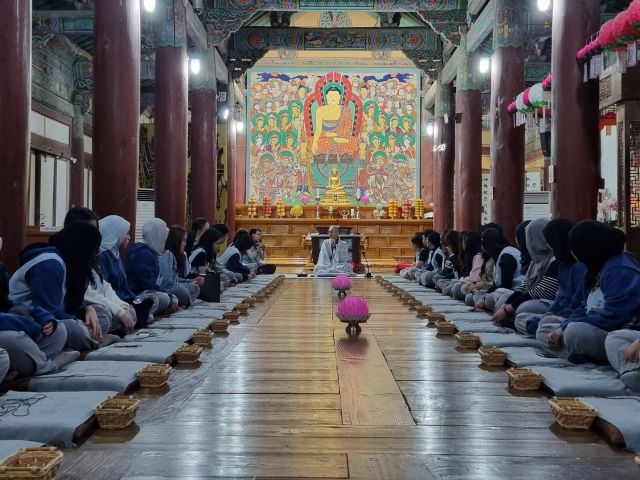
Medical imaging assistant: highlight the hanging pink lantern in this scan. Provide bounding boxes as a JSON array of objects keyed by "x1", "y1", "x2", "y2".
[
  {"x1": 613, "y1": 11, "x2": 638, "y2": 44},
  {"x1": 630, "y1": 0, "x2": 640, "y2": 32},
  {"x1": 599, "y1": 19, "x2": 618, "y2": 50}
]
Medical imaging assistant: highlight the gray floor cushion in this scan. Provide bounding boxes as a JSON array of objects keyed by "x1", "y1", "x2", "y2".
[
  {"x1": 0, "y1": 390, "x2": 117, "y2": 446},
  {"x1": 28, "y1": 361, "x2": 148, "y2": 393},
  {"x1": 122, "y1": 329, "x2": 193, "y2": 343},
  {"x1": 578, "y1": 396, "x2": 640, "y2": 452},
  {"x1": 431, "y1": 304, "x2": 474, "y2": 314},
  {"x1": 85, "y1": 342, "x2": 184, "y2": 364},
  {"x1": 166, "y1": 309, "x2": 225, "y2": 319},
  {"x1": 531, "y1": 365, "x2": 631, "y2": 397},
  {"x1": 422, "y1": 299, "x2": 466, "y2": 306},
  {"x1": 453, "y1": 320, "x2": 511, "y2": 334},
  {"x1": 187, "y1": 302, "x2": 237, "y2": 311},
  {"x1": 444, "y1": 312, "x2": 492, "y2": 322},
  {"x1": 477, "y1": 332, "x2": 540, "y2": 348},
  {"x1": 149, "y1": 316, "x2": 215, "y2": 330},
  {"x1": 503, "y1": 347, "x2": 575, "y2": 367},
  {"x1": 0, "y1": 440, "x2": 43, "y2": 461}
]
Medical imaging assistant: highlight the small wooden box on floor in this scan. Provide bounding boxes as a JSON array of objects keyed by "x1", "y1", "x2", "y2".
[{"x1": 235, "y1": 204, "x2": 433, "y2": 267}]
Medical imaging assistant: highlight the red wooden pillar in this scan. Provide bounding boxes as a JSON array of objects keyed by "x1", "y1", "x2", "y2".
[
  {"x1": 0, "y1": 0, "x2": 30, "y2": 272},
  {"x1": 420, "y1": 110, "x2": 434, "y2": 205},
  {"x1": 69, "y1": 100, "x2": 85, "y2": 208},
  {"x1": 155, "y1": 0, "x2": 188, "y2": 227},
  {"x1": 93, "y1": 0, "x2": 140, "y2": 236},
  {"x1": 191, "y1": 48, "x2": 218, "y2": 223},
  {"x1": 227, "y1": 73, "x2": 237, "y2": 237},
  {"x1": 490, "y1": 0, "x2": 525, "y2": 242},
  {"x1": 551, "y1": 0, "x2": 600, "y2": 221},
  {"x1": 433, "y1": 75, "x2": 455, "y2": 232},
  {"x1": 455, "y1": 27, "x2": 483, "y2": 232}
]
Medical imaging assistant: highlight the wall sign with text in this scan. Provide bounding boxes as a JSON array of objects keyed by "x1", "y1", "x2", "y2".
[{"x1": 432, "y1": 144, "x2": 447, "y2": 152}]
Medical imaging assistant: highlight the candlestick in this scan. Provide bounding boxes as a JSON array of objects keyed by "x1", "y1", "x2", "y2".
[
  {"x1": 315, "y1": 197, "x2": 320, "y2": 219},
  {"x1": 356, "y1": 200, "x2": 360, "y2": 219},
  {"x1": 350, "y1": 208, "x2": 355, "y2": 217},
  {"x1": 316, "y1": 188, "x2": 319, "y2": 198}
]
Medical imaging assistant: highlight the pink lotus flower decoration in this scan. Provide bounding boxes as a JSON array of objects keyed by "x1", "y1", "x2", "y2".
[
  {"x1": 301, "y1": 196, "x2": 310, "y2": 203},
  {"x1": 630, "y1": 0, "x2": 640, "y2": 31},
  {"x1": 332, "y1": 274, "x2": 352, "y2": 289},
  {"x1": 360, "y1": 196, "x2": 370, "y2": 202},
  {"x1": 338, "y1": 295, "x2": 370, "y2": 320},
  {"x1": 507, "y1": 102, "x2": 518, "y2": 113}
]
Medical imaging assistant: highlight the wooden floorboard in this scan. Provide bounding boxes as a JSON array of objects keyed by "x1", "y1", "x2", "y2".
[{"x1": 51, "y1": 278, "x2": 635, "y2": 479}]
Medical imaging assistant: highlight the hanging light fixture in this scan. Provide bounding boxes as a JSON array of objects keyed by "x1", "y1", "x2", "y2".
[
  {"x1": 190, "y1": 58, "x2": 201, "y2": 75},
  {"x1": 537, "y1": 0, "x2": 551, "y2": 11},
  {"x1": 143, "y1": 0, "x2": 156, "y2": 12},
  {"x1": 479, "y1": 57, "x2": 490, "y2": 73},
  {"x1": 237, "y1": 120, "x2": 245, "y2": 132}
]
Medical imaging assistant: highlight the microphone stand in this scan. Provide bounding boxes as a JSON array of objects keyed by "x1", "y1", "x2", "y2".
[{"x1": 361, "y1": 248, "x2": 372, "y2": 278}]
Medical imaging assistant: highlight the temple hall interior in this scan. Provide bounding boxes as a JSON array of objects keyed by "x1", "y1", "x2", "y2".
[{"x1": 1, "y1": 0, "x2": 640, "y2": 478}]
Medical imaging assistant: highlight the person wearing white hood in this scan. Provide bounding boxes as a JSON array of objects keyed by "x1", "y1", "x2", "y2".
[{"x1": 125, "y1": 218, "x2": 181, "y2": 315}]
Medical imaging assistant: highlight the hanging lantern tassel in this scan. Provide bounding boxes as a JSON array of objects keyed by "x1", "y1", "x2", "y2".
[
  {"x1": 539, "y1": 115, "x2": 546, "y2": 133},
  {"x1": 628, "y1": 41, "x2": 638, "y2": 67},
  {"x1": 527, "y1": 112, "x2": 534, "y2": 129},
  {"x1": 616, "y1": 49, "x2": 628, "y2": 73}
]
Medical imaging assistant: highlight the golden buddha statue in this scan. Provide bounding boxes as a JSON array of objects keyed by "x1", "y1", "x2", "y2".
[{"x1": 320, "y1": 167, "x2": 352, "y2": 206}]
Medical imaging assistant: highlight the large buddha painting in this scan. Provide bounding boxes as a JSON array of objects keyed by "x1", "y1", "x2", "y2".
[{"x1": 247, "y1": 69, "x2": 420, "y2": 204}]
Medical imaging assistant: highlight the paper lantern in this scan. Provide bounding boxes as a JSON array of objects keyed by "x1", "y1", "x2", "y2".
[
  {"x1": 528, "y1": 83, "x2": 550, "y2": 108},
  {"x1": 599, "y1": 19, "x2": 617, "y2": 50},
  {"x1": 614, "y1": 11, "x2": 638, "y2": 44},
  {"x1": 630, "y1": 0, "x2": 640, "y2": 32}
]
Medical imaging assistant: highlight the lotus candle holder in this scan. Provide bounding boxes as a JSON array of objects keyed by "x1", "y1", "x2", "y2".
[
  {"x1": 337, "y1": 295, "x2": 370, "y2": 335},
  {"x1": 332, "y1": 275, "x2": 352, "y2": 297}
]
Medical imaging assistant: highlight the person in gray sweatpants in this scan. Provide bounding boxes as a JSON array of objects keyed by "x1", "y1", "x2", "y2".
[
  {"x1": 535, "y1": 317, "x2": 610, "y2": 363},
  {"x1": 605, "y1": 330, "x2": 640, "y2": 392}
]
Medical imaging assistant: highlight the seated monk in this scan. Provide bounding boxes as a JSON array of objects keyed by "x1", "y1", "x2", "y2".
[
  {"x1": 314, "y1": 226, "x2": 354, "y2": 276},
  {"x1": 311, "y1": 86, "x2": 358, "y2": 156}
]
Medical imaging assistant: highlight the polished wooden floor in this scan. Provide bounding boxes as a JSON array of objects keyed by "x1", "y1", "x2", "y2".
[{"x1": 58, "y1": 278, "x2": 637, "y2": 479}]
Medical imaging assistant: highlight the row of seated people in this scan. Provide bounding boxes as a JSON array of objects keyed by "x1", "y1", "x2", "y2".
[
  {"x1": 399, "y1": 218, "x2": 640, "y2": 393},
  {"x1": 0, "y1": 208, "x2": 275, "y2": 383}
]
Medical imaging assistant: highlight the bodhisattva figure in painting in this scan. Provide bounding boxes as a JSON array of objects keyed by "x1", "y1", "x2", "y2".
[{"x1": 311, "y1": 86, "x2": 358, "y2": 156}]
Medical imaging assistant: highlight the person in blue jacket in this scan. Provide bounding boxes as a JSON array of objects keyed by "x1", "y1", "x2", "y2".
[
  {"x1": 9, "y1": 220, "x2": 103, "y2": 351},
  {"x1": 540, "y1": 220, "x2": 640, "y2": 364},
  {"x1": 0, "y1": 240, "x2": 76, "y2": 380},
  {"x1": 98, "y1": 215, "x2": 162, "y2": 326},
  {"x1": 125, "y1": 218, "x2": 180, "y2": 315},
  {"x1": 530, "y1": 218, "x2": 587, "y2": 339}
]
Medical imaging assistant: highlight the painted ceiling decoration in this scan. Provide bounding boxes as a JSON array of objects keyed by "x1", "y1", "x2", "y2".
[{"x1": 206, "y1": 0, "x2": 465, "y2": 45}]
